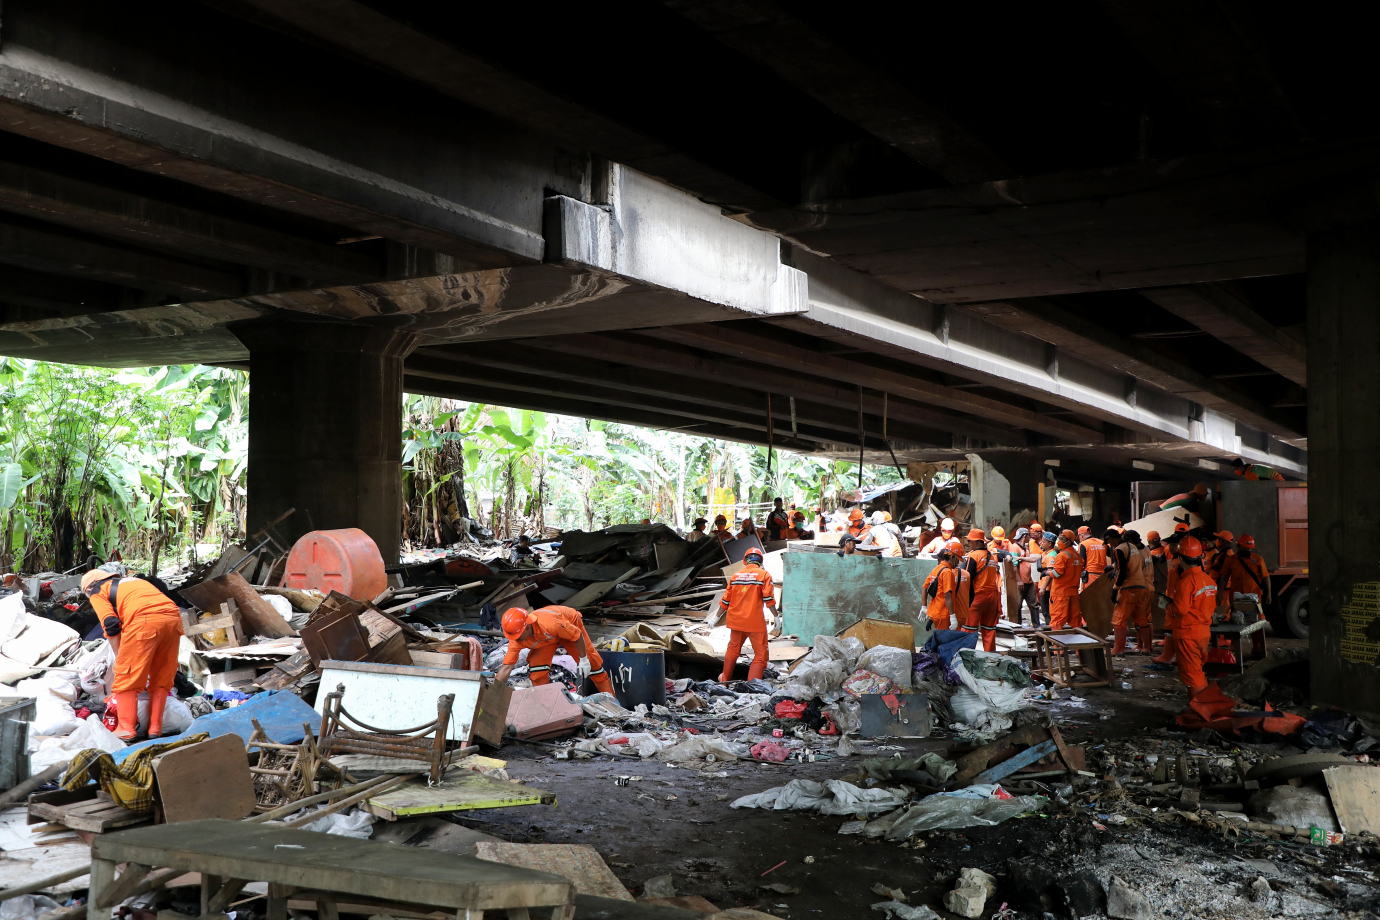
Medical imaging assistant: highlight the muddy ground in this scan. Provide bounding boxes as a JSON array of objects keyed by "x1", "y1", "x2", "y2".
[{"x1": 418, "y1": 637, "x2": 1380, "y2": 920}]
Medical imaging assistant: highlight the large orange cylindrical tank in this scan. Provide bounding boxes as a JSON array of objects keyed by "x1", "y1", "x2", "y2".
[{"x1": 282, "y1": 528, "x2": 387, "y2": 601}]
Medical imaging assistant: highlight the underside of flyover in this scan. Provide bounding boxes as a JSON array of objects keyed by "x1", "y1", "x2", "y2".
[{"x1": 0, "y1": 1, "x2": 1375, "y2": 710}]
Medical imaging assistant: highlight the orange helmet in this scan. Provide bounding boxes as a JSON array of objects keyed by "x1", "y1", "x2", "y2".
[
  {"x1": 945, "y1": 538, "x2": 964, "y2": 554},
  {"x1": 1145, "y1": 530, "x2": 1161, "y2": 542},
  {"x1": 714, "y1": 514, "x2": 727, "y2": 525},
  {"x1": 991, "y1": 526, "x2": 1005, "y2": 539},
  {"x1": 501, "y1": 608, "x2": 530, "y2": 640},
  {"x1": 1213, "y1": 530, "x2": 1234, "y2": 544},
  {"x1": 968, "y1": 528, "x2": 986, "y2": 541},
  {"x1": 1029, "y1": 522, "x2": 1044, "y2": 533},
  {"x1": 940, "y1": 518, "x2": 955, "y2": 533},
  {"x1": 1238, "y1": 534, "x2": 1256, "y2": 549},
  {"x1": 849, "y1": 508, "x2": 865, "y2": 522},
  {"x1": 1174, "y1": 522, "x2": 1190, "y2": 533},
  {"x1": 792, "y1": 510, "x2": 805, "y2": 521},
  {"x1": 1177, "y1": 536, "x2": 1203, "y2": 561},
  {"x1": 1077, "y1": 526, "x2": 1090, "y2": 536},
  {"x1": 81, "y1": 569, "x2": 116, "y2": 596},
  {"x1": 743, "y1": 547, "x2": 763, "y2": 563},
  {"x1": 1058, "y1": 529, "x2": 1076, "y2": 547}
]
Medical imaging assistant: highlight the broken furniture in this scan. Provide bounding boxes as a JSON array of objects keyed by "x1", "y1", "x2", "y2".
[
  {"x1": 1031, "y1": 628, "x2": 1111, "y2": 689},
  {"x1": 314, "y1": 659, "x2": 500, "y2": 746},
  {"x1": 300, "y1": 592, "x2": 411, "y2": 668},
  {"x1": 859, "y1": 693, "x2": 931, "y2": 739},
  {"x1": 0, "y1": 695, "x2": 36, "y2": 792},
  {"x1": 28, "y1": 787, "x2": 150, "y2": 834},
  {"x1": 505, "y1": 683, "x2": 584, "y2": 742},
  {"x1": 318, "y1": 683, "x2": 455, "y2": 784},
  {"x1": 87, "y1": 818, "x2": 576, "y2": 920},
  {"x1": 1207, "y1": 619, "x2": 1268, "y2": 676},
  {"x1": 839, "y1": 617, "x2": 916, "y2": 651},
  {"x1": 180, "y1": 603, "x2": 245, "y2": 650},
  {"x1": 247, "y1": 718, "x2": 345, "y2": 813},
  {"x1": 364, "y1": 770, "x2": 558, "y2": 820},
  {"x1": 949, "y1": 724, "x2": 1080, "y2": 787},
  {"x1": 150, "y1": 732, "x2": 257, "y2": 824},
  {"x1": 178, "y1": 572, "x2": 296, "y2": 641}
]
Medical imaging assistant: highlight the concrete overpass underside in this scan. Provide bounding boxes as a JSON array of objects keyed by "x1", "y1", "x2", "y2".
[{"x1": 1, "y1": 0, "x2": 1378, "y2": 709}]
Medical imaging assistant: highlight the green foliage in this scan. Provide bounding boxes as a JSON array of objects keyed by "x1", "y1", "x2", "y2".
[{"x1": 0, "y1": 358, "x2": 247, "y2": 573}]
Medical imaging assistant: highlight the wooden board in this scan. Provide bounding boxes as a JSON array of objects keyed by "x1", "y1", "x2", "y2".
[
  {"x1": 1078, "y1": 574, "x2": 1115, "y2": 639},
  {"x1": 566, "y1": 567, "x2": 640, "y2": 608},
  {"x1": 1323, "y1": 766, "x2": 1380, "y2": 835},
  {"x1": 781, "y1": 553, "x2": 934, "y2": 646},
  {"x1": 153, "y1": 733, "x2": 256, "y2": 824},
  {"x1": 470, "y1": 678, "x2": 512, "y2": 747},
  {"x1": 29, "y1": 790, "x2": 151, "y2": 833},
  {"x1": 474, "y1": 843, "x2": 631, "y2": 901},
  {"x1": 838, "y1": 617, "x2": 915, "y2": 651},
  {"x1": 90, "y1": 819, "x2": 573, "y2": 913},
  {"x1": 364, "y1": 772, "x2": 556, "y2": 820}
]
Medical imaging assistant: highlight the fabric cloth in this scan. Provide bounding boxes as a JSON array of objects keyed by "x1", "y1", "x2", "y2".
[
  {"x1": 63, "y1": 732, "x2": 210, "y2": 811},
  {"x1": 719, "y1": 562, "x2": 775, "y2": 632},
  {"x1": 722, "y1": 628, "x2": 769, "y2": 681}
]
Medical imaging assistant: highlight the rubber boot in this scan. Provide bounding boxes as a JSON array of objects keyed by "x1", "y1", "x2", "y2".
[
  {"x1": 981, "y1": 629, "x2": 997, "y2": 652},
  {"x1": 147, "y1": 690, "x2": 169, "y2": 737},
  {"x1": 114, "y1": 690, "x2": 140, "y2": 741},
  {"x1": 1136, "y1": 627, "x2": 1154, "y2": 656},
  {"x1": 1145, "y1": 633, "x2": 1176, "y2": 670},
  {"x1": 1110, "y1": 626, "x2": 1128, "y2": 656},
  {"x1": 747, "y1": 659, "x2": 767, "y2": 681}
]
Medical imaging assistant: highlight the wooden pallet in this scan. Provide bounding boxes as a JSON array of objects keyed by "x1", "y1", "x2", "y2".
[{"x1": 28, "y1": 788, "x2": 151, "y2": 834}]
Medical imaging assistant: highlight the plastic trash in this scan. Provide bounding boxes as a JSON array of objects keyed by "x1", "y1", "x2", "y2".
[
  {"x1": 949, "y1": 650, "x2": 1032, "y2": 736},
  {"x1": 781, "y1": 635, "x2": 865, "y2": 700},
  {"x1": 858, "y1": 646, "x2": 914, "y2": 689},
  {"x1": 13, "y1": 674, "x2": 83, "y2": 736},
  {"x1": 30, "y1": 714, "x2": 125, "y2": 770},
  {"x1": 656, "y1": 735, "x2": 744, "y2": 764},
  {"x1": 842, "y1": 669, "x2": 904, "y2": 698},
  {"x1": 871, "y1": 901, "x2": 940, "y2": 920},
  {"x1": 883, "y1": 793, "x2": 1045, "y2": 839},
  {"x1": 1, "y1": 894, "x2": 63, "y2": 920},
  {"x1": 731, "y1": 778, "x2": 908, "y2": 816},
  {"x1": 301, "y1": 804, "x2": 376, "y2": 838}
]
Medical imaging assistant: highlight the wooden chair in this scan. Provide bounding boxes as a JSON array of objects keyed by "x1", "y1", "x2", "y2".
[
  {"x1": 318, "y1": 684, "x2": 455, "y2": 784},
  {"x1": 247, "y1": 718, "x2": 346, "y2": 813}
]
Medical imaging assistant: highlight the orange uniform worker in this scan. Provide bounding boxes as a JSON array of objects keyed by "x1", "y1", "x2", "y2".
[
  {"x1": 1077, "y1": 526, "x2": 1108, "y2": 588},
  {"x1": 82, "y1": 570, "x2": 185, "y2": 741},
  {"x1": 1110, "y1": 531, "x2": 1153, "y2": 655},
  {"x1": 846, "y1": 508, "x2": 870, "y2": 540},
  {"x1": 496, "y1": 605, "x2": 614, "y2": 694},
  {"x1": 1219, "y1": 534, "x2": 1271, "y2": 607},
  {"x1": 1147, "y1": 523, "x2": 1192, "y2": 670},
  {"x1": 711, "y1": 514, "x2": 732, "y2": 542},
  {"x1": 1166, "y1": 537, "x2": 1218, "y2": 695},
  {"x1": 987, "y1": 525, "x2": 1011, "y2": 554},
  {"x1": 780, "y1": 510, "x2": 810, "y2": 540},
  {"x1": 1049, "y1": 530, "x2": 1085, "y2": 629},
  {"x1": 920, "y1": 518, "x2": 956, "y2": 555},
  {"x1": 1232, "y1": 458, "x2": 1285, "y2": 481},
  {"x1": 964, "y1": 529, "x2": 1003, "y2": 650},
  {"x1": 923, "y1": 544, "x2": 964, "y2": 630},
  {"x1": 716, "y1": 547, "x2": 778, "y2": 681}
]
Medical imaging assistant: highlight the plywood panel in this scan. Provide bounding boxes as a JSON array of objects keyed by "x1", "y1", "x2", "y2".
[
  {"x1": 781, "y1": 553, "x2": 934, "y2": 647},
  {"x1": 1323, "y1": 766, "x2": 1380, "y2": 835},
  {"x1": 315, "y1": 661, "x2": 483, "y2": 743},
  {"x1": 474, "y1": 843, "x2": 631, "y2": 901},
  {"x1": 153, "y1": 734, "x2": 256, "y2": 823}
]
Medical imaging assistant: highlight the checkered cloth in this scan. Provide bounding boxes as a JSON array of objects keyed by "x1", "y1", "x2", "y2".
[{"x1": 62, "y1": 733, "x2": 211, "y2": 811}]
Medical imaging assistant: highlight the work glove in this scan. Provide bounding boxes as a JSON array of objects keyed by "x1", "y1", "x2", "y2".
[{"x1": 577, "y1": 656, "x2": 592, "y2": 681}]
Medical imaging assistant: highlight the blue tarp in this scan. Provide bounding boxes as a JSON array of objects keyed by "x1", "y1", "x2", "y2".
[
  {"x1": 113, "y1": 690, "x2": 318, "y2": 764},
  {"x1": 924, "y1": 629, "x2": 979, "y2": 666}
]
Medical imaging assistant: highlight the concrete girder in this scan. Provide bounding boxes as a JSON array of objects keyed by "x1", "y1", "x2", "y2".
[
  {"x1": 416, "y1": 342, "x2": 981, "y2": 448},
  {"x1": 0, "y1": 159, "x2": 382, "y2": 283},
  {"x1": 0, "y1": 263, "x2": 138, "y2": 317},
  {"x1": 524, "y1": 331, "x2": 1026, "y2": 445},
  {"x1": 0, "y1": 0, "x2": 583, "y2": 268},
  {"x1": 769, "y1": 246, "x2": 1307, "y2": 476},
  {"x1": 1137, "y1": 283, "x2": 1307, "y2": 386},
  {"x1": 220, "y1": 0, "x2": 783, "y2": 214},
  {"x1": 661, "y1": 0, "x2": 1011, "y2": 185}
]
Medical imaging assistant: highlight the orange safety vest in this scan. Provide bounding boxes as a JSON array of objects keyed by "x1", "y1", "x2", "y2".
[
  {"x1": 1172, "y1": 567, "x2": 1218, "y2": 632},
  {"x1": 1051, "y1": 547, "x2": 1084, "y2": 598},
  {"x1": 718, "y1": 563, "x2": 775, "y2": 632},
  {"x1": 1080, "y1": 538, "x2": 1107, "y2": 575},
  {"x1": 967, "y1": 549, "x2": 1002, "y2": 598}
]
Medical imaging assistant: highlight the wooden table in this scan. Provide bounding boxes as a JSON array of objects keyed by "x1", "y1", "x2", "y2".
[
  {"x1": 1208, "y1": 618, "x2": 1269, "y2": 675},
  {"x1": 89, "y1": 819, "x2": 574, "y2": 920},
  {"x1": 1030, "y1": 628, "x2": 1111, "y2": 689}
]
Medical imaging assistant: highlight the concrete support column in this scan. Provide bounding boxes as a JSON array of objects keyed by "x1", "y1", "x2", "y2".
[
  {"x1": 1308, "y1": 222, "x2": 1380, "y2": 716},
  {"x1": 230, "y1": 318, "x2": 419, "y2": 565}
]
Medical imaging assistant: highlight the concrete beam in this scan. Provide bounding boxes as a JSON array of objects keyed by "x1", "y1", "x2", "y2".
[
  {"x1": 0, "y1": 159, "x2": 382, "y2": 283},
  {"x1": 220, "y1": 0, "x2": 782, "y2": 213},
  {"x1": 0, "y1": 301, "x2": 258, "y2": 366},
  {"x1": 0, "y1": 0, "x2": 584, "y2": 268},
  {"x1": 1138, "y1": 283, "x2": 1307, "y2": 386},
  {"x1": 662, "y1": 0, "x2": 1011, "y2": 185}
]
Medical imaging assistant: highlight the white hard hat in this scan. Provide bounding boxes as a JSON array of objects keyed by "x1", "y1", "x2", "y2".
[
  {"x1": 941, "y1": 517, "x2": 955, "y2": 531},
  {"x1": 871, "y1": 510, "x2": 887, "y2": 525}
]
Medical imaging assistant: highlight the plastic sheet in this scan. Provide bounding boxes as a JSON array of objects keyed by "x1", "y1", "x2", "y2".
[
  {"x1": 949, "y1": 650, "x2": 1032, "y2": 736},
  {"x1": 781, "y1": 635, "x2": 865, "y2": 700},
  {"x1": 883, "y1": 793, "x2": 1045, "y2": 838},
  {"x1": 13, "y1": 674, "x2": 82, "y2": 736},
  {"x1": 30, "y1": 714, "x2": 127, "y2": 770},
  {"x1": 655, "y1": 735, "x2": 743, "y2": 763},
  {"x1": 858, "y1": 646, "x2": 914, "y2": 689},
  {"x1": 114, "y1": 689, "x2": 319, "y2": 763},
  {"x1": 871, "y1": 901, "x2": 941, "y2": 920},
  {"x1": 301, "y1": 804, "x2": 376, "y2": 838},
  {"x1": 731, "y1": 778, "x2": 908, "y2": 816},
  {"x1": 823, "y1": 697, "x2": 861, "y2": 734}
]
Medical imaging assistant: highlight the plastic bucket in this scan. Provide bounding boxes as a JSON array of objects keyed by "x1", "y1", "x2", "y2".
[{"x1": 600, "y1": 650, "x2": 666, "y2": 709}]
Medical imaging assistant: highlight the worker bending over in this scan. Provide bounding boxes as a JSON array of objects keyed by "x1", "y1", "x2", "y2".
[
  {"x1": 920, "y1": 518, "x2": 955, "y2": 555},
  {"x1": 1109, "y1": 530, "x2": 1152, "y2": 655},
  {"x1": 1165, "y1": 537, "x2": 1217, "y2": 696},
  {"x1": 1049, "y1": 530, "x2": 1084, "y2": 629},
  {"x1": 964, "y1": 528, "x2": 1003, "y2": 650},
  {"x1": 496, "y1": 605, "x2": 614, "y2": 694},
  {"x1": 83, "y1": 569, "x2": 185, "y2": 741},
  {"x1": 716, "y1": 547, "x2": 778, "y2": 682}
]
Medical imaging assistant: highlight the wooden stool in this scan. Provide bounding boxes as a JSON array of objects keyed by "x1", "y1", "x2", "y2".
[{"x1": 1031, "y1": 628, "x2": 1111, "y2": 689}]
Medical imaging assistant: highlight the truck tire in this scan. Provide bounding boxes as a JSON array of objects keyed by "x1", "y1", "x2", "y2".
[{"x1": 1271, "y1": 587, "x2": 1309, "y2": 640}]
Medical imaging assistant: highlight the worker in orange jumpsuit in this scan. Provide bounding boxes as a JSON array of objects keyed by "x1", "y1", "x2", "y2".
[
  {"x1": 715, "y1": 547, "x2": 778, "y2": 681},
  {"x1": 846, "y1": 508, "x2": 871, "y2": 540},
  {"x1": 1219, "y1": 533, "x2": 1271, "y2": 655},
  {"x1": 780, "y1": 510, "x2": 810, "y2": 540},
  {"x1": 1077, "y1": 526, "x2": 1108, "y2": 589},
  {"x1": 1146, "y1": 523, "x2": 1191, "y2": 670},
  {"x1": 711, "y1": 514, "x2": 732, "y2": 542},
  {"x1": 964, "y1": 529, "x2": 1003, "y2": 650},
  {"x1": 1109, "y1": 530, "x2": 1152, "y2": 655},
  {"x1": 922, "y1": 543, "x2": 970, "y2": 630},
  {"x1": 83, "y1": 569, "x2": 185, "y2": 741},
  {"x1": 1231, "y1": 458, "x2": 1284, "y2": 481},
  {"x1": 918, "y1": 518, "x2": 955, "y2": 555},
  {"x1": 1166, "y1": 537, "x2": 1218, "y2": 696},
  {"x1": 987, "y1": 526, "x2": 1011, "y2": 553},
  {"x1": 496, "y1": 605, "x2": 614, "y2": 694},
  {"x1": 1036, "y1": 532, "x2": 1058, "y2": 626},
  {"x1": 1049, "y1": 531, "x2": 1084, "y2": 630}
]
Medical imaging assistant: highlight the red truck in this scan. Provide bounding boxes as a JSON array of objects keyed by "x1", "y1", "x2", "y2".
[{"x1": 1131, "y1": 479, "x2": 1308, "y2": 638}]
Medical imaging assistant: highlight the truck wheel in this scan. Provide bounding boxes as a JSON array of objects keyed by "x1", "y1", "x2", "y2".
[{"x1": 1272, "y1": 587, "x2": 1309, "y2": 640}]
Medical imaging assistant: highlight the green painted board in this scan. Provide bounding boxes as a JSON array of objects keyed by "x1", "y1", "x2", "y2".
[
  {"x1": 782, "y1": 552, "x2": 936, "y2": 647},
  {"x1": 366, "y1": 771, "x2": 557, "y2": 819}
]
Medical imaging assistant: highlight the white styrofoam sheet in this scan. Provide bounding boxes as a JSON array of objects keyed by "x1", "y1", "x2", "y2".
[{"x1": 314, "y1": 661, "x2": 483, "y2": 743}]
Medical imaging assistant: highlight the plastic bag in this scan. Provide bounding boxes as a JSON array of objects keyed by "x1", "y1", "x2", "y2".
[
  {"x1": 858, "y1": 646, "x2": 914, "y2": 689},
  {"x1": 884, "y1": 793, "x2": 1045, "y2": 838},
  {"x1": 78, "y1": 641, "x2": 116, "y2": 699},
  {"x1": 750, "y1": 741, "x2": 790, "y2": 762},
  {"x1": 842, "y1": 669, "x2": 903, "y2": 698},
  {"x1": 30, "y1": 714, "x2": 125, "y2": 770},
  {"x1": 871, "y1": 901, "x2": 940, "y2": 920},
  {"x1": 655, "y1": 735, "x2": 743, "y2": 764},
  {"x1": 262, "y1": 594, "x2": 294, "y2": 622},
  {"x1": 14, "y1": 674, "x2": 82, "y2": 736},
  {"x1": 781, "y1": 636, "x2": 865, "y2": 700},
  {"x1": 823, "y1": 697, "x2": 861, "y2": 734},
  {"x1": 0, "y1": 894, "x2": 62, "y2": 920},
  {"x1": 949, "y1": 650, "x2": 1031, "y2": 735},
  {"x1": 302, "y1": 804, "x2": 376, "y2": 838},
  {"x1": 817, "y1": 779, "x2": 909, "y2": 816}
]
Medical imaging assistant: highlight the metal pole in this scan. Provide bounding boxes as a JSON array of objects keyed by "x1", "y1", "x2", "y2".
[{"x1": 857, "y1": 386, "x2": 865, "y2": 490}]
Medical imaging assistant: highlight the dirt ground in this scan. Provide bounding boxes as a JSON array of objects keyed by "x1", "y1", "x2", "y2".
[{"x1": 417, "y1": 635, "x2": 1380, "y2": 920}]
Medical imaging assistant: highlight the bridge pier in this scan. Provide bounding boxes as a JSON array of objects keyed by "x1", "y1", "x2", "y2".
[
  {"x1": 230, "y1": 319, "x2": 418, "y2": 565},
  {"x1": 1308, "y1": 221, "x2": 1380, "y2": 716}
]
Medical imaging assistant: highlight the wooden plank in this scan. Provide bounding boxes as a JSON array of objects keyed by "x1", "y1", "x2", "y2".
[
  {"x1": 1078, "y1": 575, "x2": 1115, "y2": 639},
  {"x1": 91, "y1": 819, "x2": 573, "y2": 913},
  {"x1": 972, "y1": 739, "x2": 1059, "y2": 785},
  {"x1": 364, "y1": 773, "x2": 557, "y2": 820},
  {"x1": 153, "y1": 734, "x2": 257, "y2": 824},
  {"x1": 1323, "y1": 766, "x2": 1380, "y2": 835},
  {"x1": 473, "y1": 844, "x2": 632, "y2": 902},
  {"x1": 565, "y1": 567, "x2": 639, "y2": 609},
  {"x1": 838, "y1": 617, "x2": 915, "y2": 650},
  {"x1": 1048, "y1": 725, "x2": 1077, "y2": 776}
]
